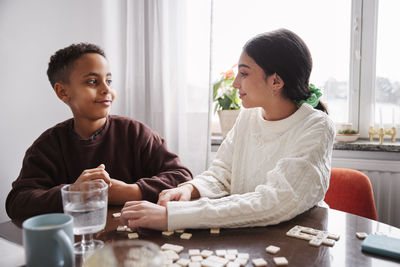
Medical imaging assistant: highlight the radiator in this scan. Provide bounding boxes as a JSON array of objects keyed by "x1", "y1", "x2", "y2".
[{"x1": 332, "y1": 157, "x2": 400, "y2": 228}]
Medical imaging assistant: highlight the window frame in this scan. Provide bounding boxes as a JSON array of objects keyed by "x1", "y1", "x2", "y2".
[{"x1": 355, "y1": 0, "x2": 379, "y2": 138}]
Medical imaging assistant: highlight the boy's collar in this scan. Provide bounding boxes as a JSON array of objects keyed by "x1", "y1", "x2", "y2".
[{"x1": 71, "y1": 117, "x2": 108, "y2": 141}]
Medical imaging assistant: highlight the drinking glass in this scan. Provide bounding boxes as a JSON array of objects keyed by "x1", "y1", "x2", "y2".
[{"x1": 61, "y1": 182, "x2": 108, "y2": 255}]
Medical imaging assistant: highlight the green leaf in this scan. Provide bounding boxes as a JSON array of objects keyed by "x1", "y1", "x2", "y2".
[{"x1": 213, "y1": 80, "x2": 223, "y2": 100}]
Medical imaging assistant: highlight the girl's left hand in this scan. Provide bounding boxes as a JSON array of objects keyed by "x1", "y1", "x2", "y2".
[{"x1": 120, "y1": 201, "x2": 168, "y2": 231}]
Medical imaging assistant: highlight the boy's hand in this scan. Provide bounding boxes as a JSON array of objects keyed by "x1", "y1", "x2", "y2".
[
  {"x1": 74, "y1": 164, "x2": 112, "y2": 186},
  {"x1": 157, "y1": 184, "x2": 195, "y2": 207},
  {"x1": 108, "y1": 179, "x2": 142, "y2": 205}
]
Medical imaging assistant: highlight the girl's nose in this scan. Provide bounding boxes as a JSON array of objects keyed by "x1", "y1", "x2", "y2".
[{"x1": 232, "y1": 75, "x2": 240, "y2": 89}]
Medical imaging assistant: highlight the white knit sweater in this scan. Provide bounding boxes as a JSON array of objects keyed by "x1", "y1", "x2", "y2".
[{"x1": 167, "y1": 104, "x2": 335, "y2": 230}]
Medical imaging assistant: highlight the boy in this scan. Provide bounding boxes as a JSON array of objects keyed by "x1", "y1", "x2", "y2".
[{"x1": 6, "y1": 43, "x2": 192, "y2": 220}]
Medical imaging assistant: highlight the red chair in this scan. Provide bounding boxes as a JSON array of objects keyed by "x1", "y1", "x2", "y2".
[{"x1": 324, "y1": 168, "x2": 378, "y2": 220}]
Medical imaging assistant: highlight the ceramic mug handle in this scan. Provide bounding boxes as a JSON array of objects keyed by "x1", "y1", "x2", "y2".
[{"x1": 55, "y1": 230, "x2": 74, "y2": 267}]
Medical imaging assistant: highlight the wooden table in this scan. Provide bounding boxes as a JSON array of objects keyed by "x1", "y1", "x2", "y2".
[{"x1": 1, "y1": 206, "x2": 400, "y2": 266}]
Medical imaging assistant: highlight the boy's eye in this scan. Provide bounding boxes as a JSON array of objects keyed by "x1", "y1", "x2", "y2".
[{"x1": 87, "y1": 79, "x2": 97, "y2": 85}]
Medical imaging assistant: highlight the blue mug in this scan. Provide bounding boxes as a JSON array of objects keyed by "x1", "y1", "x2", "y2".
[{"x1": 22, "y1": 213, "x2": 75, "y2": 267}]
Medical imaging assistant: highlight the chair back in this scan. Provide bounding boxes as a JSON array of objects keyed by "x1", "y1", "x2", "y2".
[{"x1": 324, "y1": 168, "x2": 378, "y2": 220}]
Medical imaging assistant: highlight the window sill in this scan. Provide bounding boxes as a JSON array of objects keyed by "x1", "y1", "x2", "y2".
[
  {"x1": 211, "y1": 136, "x2": 400, "y2": 153},
  {"x1": 333, "y1": 138, "x2": 400, "y2": 153}
]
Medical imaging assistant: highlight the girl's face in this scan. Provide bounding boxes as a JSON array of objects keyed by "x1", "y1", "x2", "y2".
[{"x1": 232, "y1": 51, "x2": 280, "y2": 110}]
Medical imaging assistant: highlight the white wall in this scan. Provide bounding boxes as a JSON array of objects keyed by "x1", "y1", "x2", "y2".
[{"x1": 0, "y1": 0, "x2": 126, "y2": 222}]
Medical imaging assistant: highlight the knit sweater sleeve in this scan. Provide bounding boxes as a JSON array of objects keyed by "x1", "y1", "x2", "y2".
[
  {"x1": 167, "y1": 116, "x2": 335, "y2": 230},
  {"x1": 181, "y1": 117, "x2": 239, "y2": 199},
  {"x1": 135, "y1": 125, "x2": 193, "y2": 203},
  {"x1": 5, "y1": 134, "x2": 66, "y2": 220}
]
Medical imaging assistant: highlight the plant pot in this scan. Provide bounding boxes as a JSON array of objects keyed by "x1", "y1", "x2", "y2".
[{"x1": 218, "y1": 109, "x2": 241, "y2": 138}]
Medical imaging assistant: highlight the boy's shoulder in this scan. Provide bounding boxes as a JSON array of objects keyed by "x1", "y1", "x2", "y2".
[
  {"x1": 27, "y1": 118, "x2": 74, "y2": 153},
  {"x1": 108, "y1": 115, "x2": 162, "y2": 139},
  {"x1": 35, "y1": 118, "x2": 74, "y2": 142}
]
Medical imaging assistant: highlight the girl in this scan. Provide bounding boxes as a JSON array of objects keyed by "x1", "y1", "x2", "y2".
[{"x1": 120, "y1": 28, "x2": 335, "y2": 231}]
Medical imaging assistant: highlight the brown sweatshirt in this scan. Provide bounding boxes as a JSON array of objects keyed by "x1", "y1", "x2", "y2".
[{"x1": 6, "y1": 115, "x2": 192, "y2": 220}]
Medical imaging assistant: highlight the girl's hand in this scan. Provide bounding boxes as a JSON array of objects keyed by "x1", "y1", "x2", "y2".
[{"x1": 120, "y1": 201, "x2": 167, "y2": 231}]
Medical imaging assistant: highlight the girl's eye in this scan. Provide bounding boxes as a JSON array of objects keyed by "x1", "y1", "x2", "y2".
[
  {"x1": 106, "y1": 79, "x2": 113, "y2": 86},
  {"x1": 240, "y1": 72, "x2": 247, "y2": 77}
]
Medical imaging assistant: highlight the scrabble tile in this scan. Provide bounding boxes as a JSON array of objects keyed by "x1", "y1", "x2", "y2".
[
  {"x1": 237, "y1": 253, "x2": 249, "y2": 259},
  {"x1": 201, "y1": 259, "x2": 224, "y2": 267},
  {"x1": 206, "y1": 255, "x2": 229, "y2": 265},
  {"x1": 215, "y1": 249, "x2": 227, "y2": 257},
  {"x1": 162, "y1": 231, "x2": 174, "y2": 236},
  {"x1": 190, "y1": 255, "x2": 203, "y2": 262},
  {"x1": 201, "y1": 249, "x2": 214, "y2": 257},
  {"x1": 112, "y1": 212, "x2": 121, "y2": 218},
  {"x1": 309, "y1": 237, "x2": 323, "y2": 247},
  {"x1": 273, "y1": 257, "x2": 288, "y2": 266},
  {"x1": 127, "y1": 232, "x2": 139, "y2": 239},
  {"x1": 188, "y1": 249, "x2": 201, "y2": 256},
  {"x1": 163, "y1": 258, "x2": 173, "y2": 265},
  {"x1": 327, "y1": 233, "x2": 340, "y2": 241},
  {"x1": 175, "y1": 229, "x2": 185, "y2": 233},
  {"x1": 162, "y1": 250, "x2": 180, "y2": 261},
  {"x1": 161, "y1": 243, "x2": 184, "y2": 253},
  {"x1": 286, "y1": 228, "x2": 301, "y2": 237},
  {"x1": 225, "y1": 254, "x2": 236, "y2": 261},
  {"x1": 227, "y1": 262, "x2": 240, "y2": 267},
  {"x1": 235, "y1": 257, "x2": 248, "y2": 266},
  {"x1": 125, "y1": 227, "x2": 133, "y2": 232},
  {"x1": 210, "y1": 228, "x2": 220, "y2": 234},
  {"x1": 176, "y1": 258, "x2": 190, "y2": 266},
  {"x1": 117, "y1": 225, "x2": 127, "y2": 232},
  {"x1": 294, "y1": 232, "x2": 314, "y2": 241},
  {"x1": 227, "y1": 249, "x2": 238, "y2": 255},
  {"x1": 301, "y1": 227, "x2": 319, "y2": 235},
  {"x1": 356, "y1": 232, "x2": 368, "y2": 240},
  {"x1": 180, "y1": 233, "x2": 192, "y2": 240},
  {"x1": 252, "y1": 258, "x2": 267, "y2": 266},
  {"x1": 322, "y1": 238, "x2": 335, "y2": 247},
  {"x1": 266, "y1": 245, "x2": 280, "y2": 254},
  {"x1": 188, "y1": 262, "x2": 202, "y2": 267}
]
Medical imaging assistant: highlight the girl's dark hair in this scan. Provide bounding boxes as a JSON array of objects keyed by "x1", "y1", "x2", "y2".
[
  {"x1": 244, "y1": 28, "x2": 327, "y2": 113},
  {"x1": 47, "y1": 43, "x2": 106, "y2": 88}
]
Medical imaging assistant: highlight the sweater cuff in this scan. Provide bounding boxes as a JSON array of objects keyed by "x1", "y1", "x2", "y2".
[
  {"x1": 167, "y1": 200, "x2": 206, "y2": 230},
  {"x1": 179, "y1": 178, "x2": 227, "y2": 199}
]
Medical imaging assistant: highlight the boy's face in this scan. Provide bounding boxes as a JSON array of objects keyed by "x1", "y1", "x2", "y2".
[{"x1": 57, "y1": 53, "x2": 115, "y2": 122}]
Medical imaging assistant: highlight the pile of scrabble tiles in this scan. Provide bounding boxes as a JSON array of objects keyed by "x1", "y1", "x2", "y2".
[
  {"x1": 285, "y1": 225, "x2": 340, "y2": 247},
  {"x1": 160, "y1": 242, "x2": 287, "y2": 267}
]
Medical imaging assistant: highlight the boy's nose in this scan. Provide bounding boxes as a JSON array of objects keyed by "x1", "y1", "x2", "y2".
[{"x1": 100, "y1": 82, "x2": 111, "y2": 94}]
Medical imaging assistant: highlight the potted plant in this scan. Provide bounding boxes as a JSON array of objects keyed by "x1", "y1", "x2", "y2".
[
  {"x1": 336, "y1": 123, "x2": 360, "y2": 142},
  {"x1": 213, "y1": 66, "x2": 241, "y2": 138}
]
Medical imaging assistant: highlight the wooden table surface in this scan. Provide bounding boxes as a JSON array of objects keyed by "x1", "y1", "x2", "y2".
[{"x1": 1, "y1": 205, "x2": 400, "y2": 266}]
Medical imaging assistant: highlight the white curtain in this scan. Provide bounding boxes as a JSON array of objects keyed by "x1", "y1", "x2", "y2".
[{"x1": 123, "y1": 0, "x2": 211, "y2": 176}]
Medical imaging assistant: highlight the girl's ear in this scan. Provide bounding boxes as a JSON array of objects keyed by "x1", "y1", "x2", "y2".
[
  {"x1": 273, "y1": 73, "x2": 284, "y2": 90},
  {"x1": 54, "y1": 82, "x2": 70, "y2": 103}
]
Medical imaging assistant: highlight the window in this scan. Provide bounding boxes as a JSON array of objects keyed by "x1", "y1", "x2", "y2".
[
  {"x1": 375, "y1": 0, "x2": 400, "y2": 128},
  {"x1": 211, "y1": 0, "x2": 351, "y2": 135},
  {"x1": 210, "y1": 0, "x2": 395, "y2": 139}
]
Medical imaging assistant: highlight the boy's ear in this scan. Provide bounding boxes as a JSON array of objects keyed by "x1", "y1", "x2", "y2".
[{"x1": 54, "y1": 82, "x2": 70, "y2": 103}]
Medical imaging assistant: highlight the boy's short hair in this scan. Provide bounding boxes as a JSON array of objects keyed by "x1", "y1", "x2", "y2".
[{"x1": 47, "y1": 43, "x2": 106, "y2": 88}]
